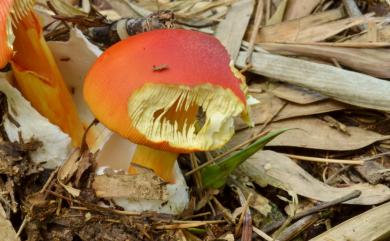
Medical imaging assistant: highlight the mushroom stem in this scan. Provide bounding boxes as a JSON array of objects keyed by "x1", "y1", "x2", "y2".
[{"x1": 130, "y1": 145, "x2": 178, "y2": 183}]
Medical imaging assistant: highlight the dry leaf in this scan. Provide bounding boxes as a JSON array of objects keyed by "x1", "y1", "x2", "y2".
[
  {"x1": 258, "y1": 14, "x2": 376, "y2": 43},
  {"x1": 259, "y1": 43, "x2": 390, "y2": 78},
  {"x1": 236, "y1": 51, "x2": 390, "y2": 112},
  {"x1": 284, "y1": 0, "x2": 322, "y2": 20},
  {"x1": 0, "y1": 204, "x2": 18, "y2": 241},
  {"x1": 232, "y1": 117, "x2": 387, "y2": 151},
  {"x1": 60, "y1": 182, "x2": 81, "y2": 197},
  {"x1": 309, "y1": 201, "x2": 390, "y2": 241},
  {"x1": 248, "y1": 8, "x2": 345, "y2": 42},
  {"x1": 266, "y1": 0, "x2": 287, "y2": 26},
  {"x1": 236, "y1": 89, "x2": 347, "y2": 129},
  {"x1": 214, "y1": 0, "x2": 254, "y2": 60},
  {"x1": 239, "y1": 150, "x2": 390, "y2": 205},
  {"x1": 349, "y1": 25, "x2": 390, "y2": 42},
  {"x1": 269, "y1": 82, "x2": 327, "y2": 104}
]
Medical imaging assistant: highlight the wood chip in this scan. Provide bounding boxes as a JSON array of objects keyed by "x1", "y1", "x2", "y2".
[{"x1": 93, "y1": 172, "x2": 168, "y2": 201}]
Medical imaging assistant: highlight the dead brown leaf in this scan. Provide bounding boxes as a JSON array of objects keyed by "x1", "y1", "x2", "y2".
[
  {"x1": 239, "y1": 150, "x2": 390, "y2": 205},
  {"x1": 233, "y1": 117, "x2": 387, "y2": 151}
]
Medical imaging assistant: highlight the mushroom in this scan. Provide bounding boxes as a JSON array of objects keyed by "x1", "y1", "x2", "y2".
[
  {"x1": 84, "y1": 29, "x2": 251, "y2": 183},
  {"x1": 0, "y1": 0, "x2": 13, "y2": 68},
  {"x1": 0, "y1": 0, "x2": 36, "y2": 68}
]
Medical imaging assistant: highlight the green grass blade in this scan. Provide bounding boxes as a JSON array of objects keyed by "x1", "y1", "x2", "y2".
[{"x1": 201, "y1": 129, "x2": 288, "y2": 188}]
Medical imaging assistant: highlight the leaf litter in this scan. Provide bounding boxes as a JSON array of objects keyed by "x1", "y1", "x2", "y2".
[{"x1": 0, "y1": 0, "x2": 389, "y2": 240}]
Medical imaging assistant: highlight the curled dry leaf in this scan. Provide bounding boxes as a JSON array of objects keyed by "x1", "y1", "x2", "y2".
[
  {"x1": 238, "y1": 150, "x2": 390, "y2": 205},
  {"x1": 0, "y1": 76, "x2": 71, "y2": 169}
]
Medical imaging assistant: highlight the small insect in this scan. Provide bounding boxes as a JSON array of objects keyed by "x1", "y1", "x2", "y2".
[{"x1": 152, "y1": 64, "x2": 169, "y2": 71}]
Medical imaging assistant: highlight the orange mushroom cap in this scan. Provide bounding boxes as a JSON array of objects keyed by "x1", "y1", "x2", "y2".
[
  {"x1": 0, "y1": 0, "x2": 36, "y2": 68},
  {"x1": 84, "y1": 29, "x2": 250, "y2": 153},
  {"x1": 0, "y1": 0, "x2": 14, "y2": 68}
]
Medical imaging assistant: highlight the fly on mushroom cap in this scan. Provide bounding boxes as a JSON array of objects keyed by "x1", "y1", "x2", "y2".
[{"x1": 84, "y1": 29, "x2": 251, "y2": 154}]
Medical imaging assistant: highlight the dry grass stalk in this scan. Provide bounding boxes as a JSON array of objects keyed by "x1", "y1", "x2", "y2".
[
  {"x1": 284, "y1": 153, "x2": 364, "y2": 165},
  {"x1": 246, "y1": 8, "x2": 346, "y2": 42},
  {"x1": 284, "y1": 0, "x2": 322, "y2": 20}
]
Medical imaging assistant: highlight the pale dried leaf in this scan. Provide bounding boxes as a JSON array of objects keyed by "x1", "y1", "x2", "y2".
[
  {"x1": 0, "y1": 204, "x2": 18, "y2": 241},
  {"x1": 239, "y1": 151, "x2": 390, "y2": 205},
  {"x1": 48, "y1": 0, "x2": 88, "y2": 16},
  {"x1": 259, "y1": 43, "x2": 390, "y2": 78},
  {"x1": 284, "y1": 0, "x2": 322, "y2": 20},
  {"x1": 219, "y1": 233, "x2": 235, "y2": 241},
  {"x1": 231, "y1": 117, "x2": 389, "y2": 151},
  {"x1": 269, "y1": 82, "x2": 327, "y2": 104},
  {"x1": 236, "y1": 51, "x2": 390, "y2": 112},
  {"x1": 293, "y1": 15, "x2": 376, "y2": 42},
  {"x1": 106, "y1": 0, "x2": 139, "y2": 18},
  {"x1": 214, "y1": 0, "x2": 254, "y2": 60},
  {"x1": 60, "y1": 182, "x2": 81, "y2": 197},
  {"x1": 249, "y1": 8, "x2": 345, "y2": 42},
  {"x1": 349, "y1": 25, "x2": 390, "y2": 42},
  {"x1": 266, "y1": 0, "x2": 287, "y2": 26},
  {"x1": 236, "y1": 98, "x2": 347, "y2": 129},
  {"x1": 309, "y1": 201, "x2": 390, "y2": 241}
]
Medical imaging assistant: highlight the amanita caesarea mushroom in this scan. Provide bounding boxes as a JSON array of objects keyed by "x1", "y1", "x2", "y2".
[{"x1": 84, "y1": 29, "x2": 252, "y2": 183}]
